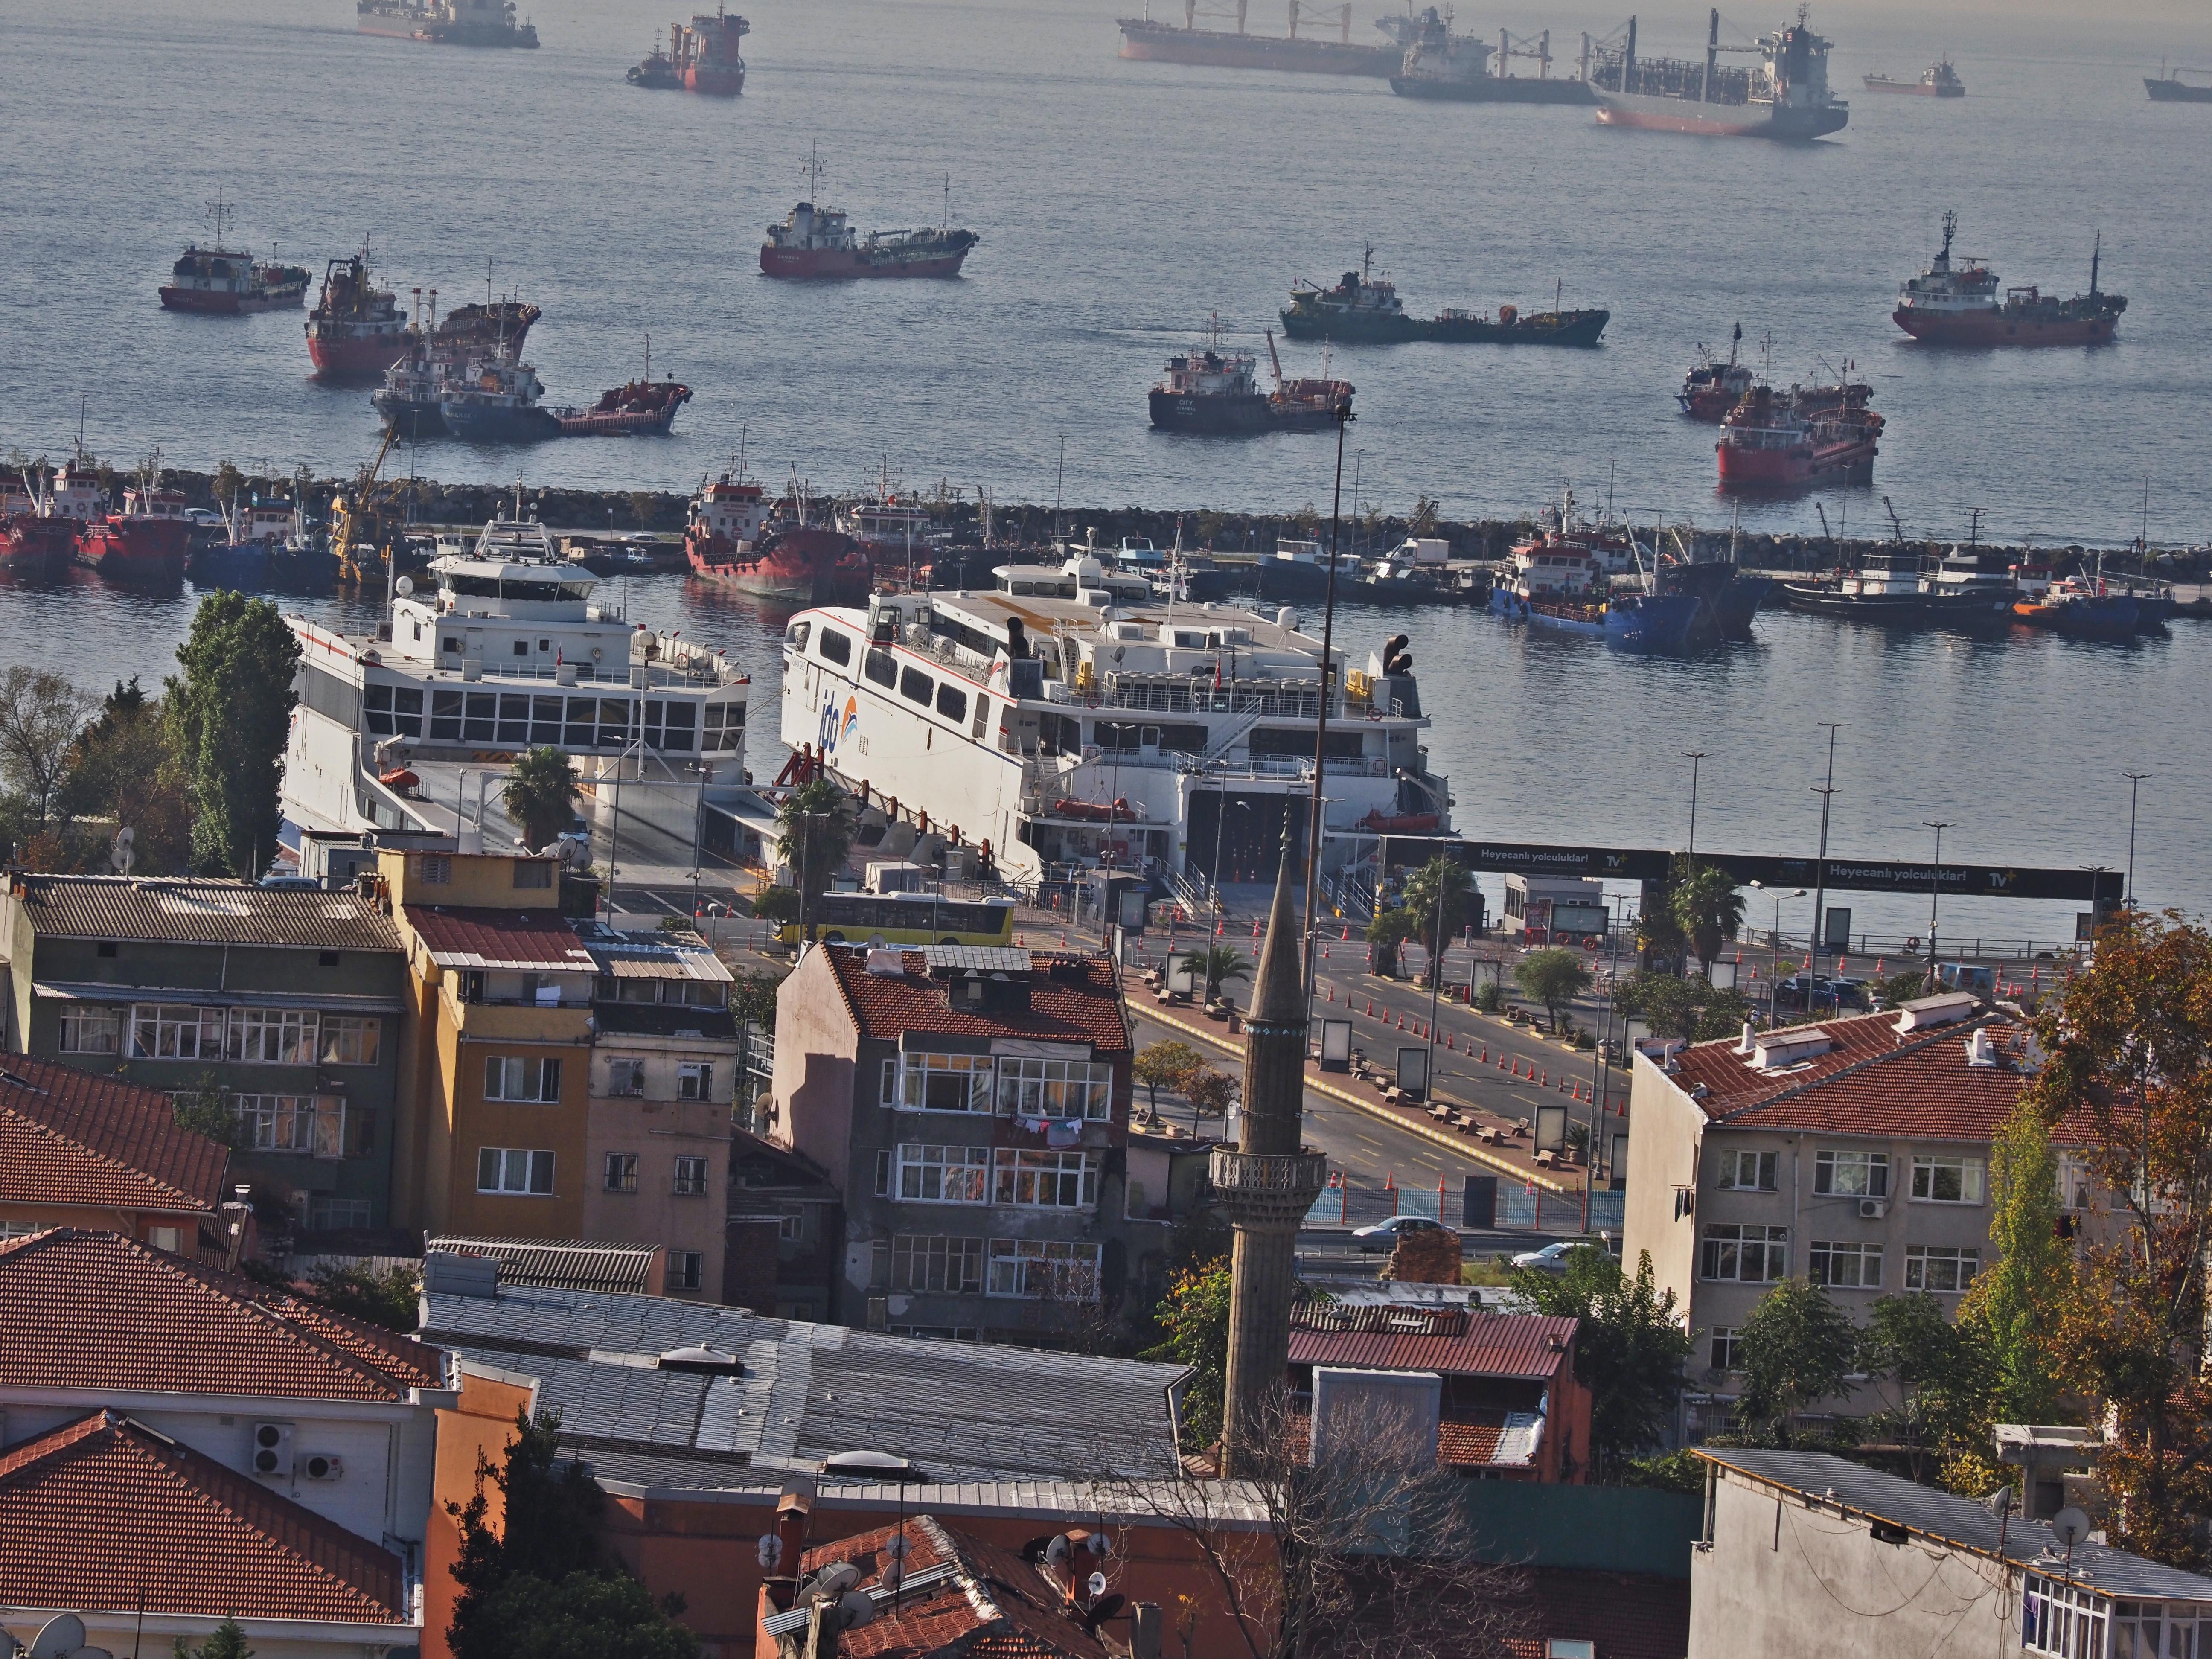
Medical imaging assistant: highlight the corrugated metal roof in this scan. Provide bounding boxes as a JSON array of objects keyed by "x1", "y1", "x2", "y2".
[
  {"x1": 1703, "y1": 1449, "x2": 2212, "y2": 1601},
  {"x1": 1288, "y1": 1305, "x2": 1577, "y2": 1380},
  {"x1": 407, "y1": 906, "x2": 594, "y2": 971},
  {"x1": 11, "y1": 875, "x2": 403, "y2": 952},
  {"x1": 425, "y1": 1235, "x2": 658, "y2": 1295}
]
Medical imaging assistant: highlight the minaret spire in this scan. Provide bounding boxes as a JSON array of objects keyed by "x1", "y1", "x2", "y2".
[{"x1": 1212, "y1": 830, "x2": 1330, "y2": 1476}]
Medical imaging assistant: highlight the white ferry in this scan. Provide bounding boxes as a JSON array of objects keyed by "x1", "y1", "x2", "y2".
[
  {"x1": 283, "y1": 517, "x2": 751, "y2": 846},
  {"x1": 777, "y1": 556, "x2": 1447, "y2": 886}
]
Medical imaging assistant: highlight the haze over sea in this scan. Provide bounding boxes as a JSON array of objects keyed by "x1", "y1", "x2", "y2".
[{"x1": 3, "y1": 0, "x2": 2209, "y2": 938}]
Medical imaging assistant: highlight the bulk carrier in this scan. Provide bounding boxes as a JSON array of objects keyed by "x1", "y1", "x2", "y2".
[
  {"x1": 1589, "y1": 8, "x2": 1847, "y2": 139},
  {"x1": 357, "y1": 0, "x2": 538, "y2": 47}
]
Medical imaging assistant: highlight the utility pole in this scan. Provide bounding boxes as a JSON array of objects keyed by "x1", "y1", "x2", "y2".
[
  {"x1": 1682, "y1": 750, "x2": 1708, "y2": 862},
  {"x1": 1922, "y1": 821, "x2": 1951, "y2": 987},
  {"x1": 1807, "y1": 724, "x2": 1843, "y2": 994},
  {"x1": 2124, "y1": 772, "x2": 2150, "y2": 915},
  {"x1": 1301, "y1": 396, "x2": 1355, "y2": 1011}
]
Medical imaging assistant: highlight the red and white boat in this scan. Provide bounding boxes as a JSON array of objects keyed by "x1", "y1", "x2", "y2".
[
  {"x1": 1716, "y1": 383, "x2": 1882, "y2": 493},
  {"x1": 4, "y1": 461, "x2": 105, "y2": 568},
  {"x1": 76, "y1": 466, "x2": 190, "y2": 581},
  {"x1": 672, "y1": 6, "x2": 747, "y2": 93},
  {"x1": 687, "y1": 474, "x2": 871, "y2": 603},
  {"x1": 1892, "y1": 210, "x2": 2126, "y2": 347},
  {"x1": 760, "y1": 154, "x2": 977, "y2": 279},
  {"x1": 306, "y1": 250, "x2": 409, "y2": 376},
  {"x1": 161, "y1": 247, "x2": 311, "y2": 314}
]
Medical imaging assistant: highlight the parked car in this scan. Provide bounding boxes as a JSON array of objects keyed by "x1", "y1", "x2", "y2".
[
  {"x1": 1773, "y1": 975, "x2": 1865, "y2": 1013},
  {"x1": 1509, "y1": 1241, "x2": 1578, "y2": 1273},
  {"x1": 1350, "y1": 1215, "x2": 1451, "y2": 1254}
]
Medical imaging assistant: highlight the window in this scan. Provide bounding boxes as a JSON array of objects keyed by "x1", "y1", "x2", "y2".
[
  {"x1": 895, "y1": 1144, "x2": 991, "y2": 1204},
  {"x1": 875, "y1": 1149, "x2": 892, "y2": 1197},
  {"x1": 678, "y1": 1063, "x2": 714, "y2": 1102},
  {"x1": 1700, "y1": 1223, "x2": 1789, "y2": 1283},
  {"x1": 484, "y1": 1055, "x2": 562, "y2": 1103},
  {"x1": 899, "y1": 665, "x2": 934, "y2": 705},
  {"x1": 513, "y1": 860, "x2": 553, "y2": 889},
  {"x1": 477, "y1": 1147, "x2": 555, "y2": 1195},
  {"x1": 898, "y1": 1052, "x2": 995, "y2": 1113},
  {"x1": 320, "y1": 1016, "x2": 381, "y2": 1066},
  {"x1": 234, "y1": 1095, "x2": 352, "y2": 1158},
  {"x1": 1715, "y1": 1149, "x2": 1778, "y2": 1191},
  {"x1": 986, "y1": 1238, "x2": 1101, "y2": 1300},
  {"x1": 993, "y1": 1150, "x2": 1099, "y2": 1209},
  {"x1": 606, "y1": 1058, "x2": 646, "y2": 1097},
  {"x1": 1709, "y1": 1327, "x2": 1741, "y2": 1372},
  {"x1": 672, "y1": 1155, "x2": 709, "y2": 1196},
  {"x1": 129, "y1": 1004, "x2": 224, "y2": 1060},
  {"x1": 603, "y1": 1153, "x2": 638, "y2": 1193},
  {"x1": 58, "y1": 1005, "x2": 120, "y2": 1055},
  {"x1": 666, "y1": 1251, "x2": 704, "y2": 1293},
  {"x1": 2057, "y1": 1154, "x2": 2093, "y2": 1213},
  {"x1": 996, "y1": 1057, "x2": 1114, "y2": 1121},
  {"x1": 1911, "y1": 1155, "x2": 1986, "y2": 1205},
  {"x1": 864, "y1": 649, "x2": 897, "y2": 689},
  {"x1": 778, "y1": 1209, "x2": 804, "y2": 1243},
  {"x1": 703, "y1": 701, "x2": 744, "y2": 753},
  {"x1": 96, "y1": 940, "x2": 119, "y2": 958},
  {"x1": 935, "y1": 682, "x2": 968, "y2": 722},
  {"x1": 817, "y1": 627, "x2": 853, "y2": 666},
  {"x1": 892, "y1": 1234, "x2": 984, "y2": 1293},
  {"x1": 1904, "y1": 1245, "x2": 1981, "y2": 1293},
  {"x1": 1809, "y1": 1240, "x2": 1884, "y2": 1289},
  {"x1": 1813, "y1": 1150, "x2": 1890, "y2": 1198},
  {"x1": 146, "y1": 1225, "x2": 183, "y2": 1254},
  {"x1": 416, "y1": 854, "x2": 451, "y2": 885},
  {"x1": 2023, "y1": 1577, "x2": 2114, "y2": 1659},
  {"x1": 227, "y1": 1008, "x2": 320, "y2": 1065},
  {"x1": 308, "y1": 1197, "x2": 373, "y2": 1231}
]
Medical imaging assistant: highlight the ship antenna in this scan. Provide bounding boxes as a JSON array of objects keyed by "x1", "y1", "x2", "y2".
[{"x1": 2089, "y1": 229, "x2": 2101, "y2": 298}]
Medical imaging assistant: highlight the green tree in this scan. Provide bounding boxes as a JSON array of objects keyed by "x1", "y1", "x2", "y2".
[
  {"x1": 0, "y1": 665, "x2": 90, "y2": 835},
  {"x1": 1634, "y1": 894, "x2": 1688, "y2": 970},
  {"x1": 1859, "y1": 1292, "x2": 1995, "y2": 1484},
  {"x1": 1620, "y1": 972, "x2": 1752, "y2": 1044},
  {"x1": 725, "y1": 968, "x2": 786, "y2": 1027},
  {"x1": 174, "y1": 1617, "x2": 253, "y2": 1659},
  {"x1": 172, "y1": 1071, "x2": 238, "y2": 1146},
  {"x1": 62, "y1": 677, "x2": 195, "y2": 874},
  {"x1": 1737, "y1": 1278, "x2": 1859, "y2": 1447},
  {"x1": 463, "y1": 1570, "x2": 699, "y2": 1659},
  {"x1": 1959, "y1": 1092, "x2": 2069, "y2": 1425},
  {"x1": 1179, "y1": 943, "x2": 1251, "y2": 1004},
  {"x1": 1186, "y1": 1066, "x2": 1239, "y2": 1120},
  {"x1": 1143, "y1": 1260, "x2": 1233, "y2": 1446},
  {"x1": 748, "y1": 884, "x2": 802, "y2": 926},
  {"x1": 1514, "y1": 946, "x2": 1591, "y2": 1030},
  {"x1": 1511, "y1": 1248, "x2": 1695, "y2": 1479},
  {"x1": 1401, "y1": 856, "x2": 1474, "y2": 952},
  {"x1": 1671, "y1": 860, "x2": 1747, "y2": 980},
  {"x1": 167, "y1": 593, "x2": 300, "y2": 877},
  {"x1": 308, "y1": 1260, "x2": 422, "y2": 1333},
  {"x1": 1134, "y1": 1039, "x2": 1205, "y2": 1120},
  {"x1": 1871, "y1": 969, "x2": 1927, "y2": 1007},
  {"x1": 1365, "y1": 906, "x2": 1417, "y2": 978},
  {"x1": 502, "y1": 747, "x2": 579, "y2": 853},
  {"x1": 774, "y1": 779, "x2": 855, "y2": 940}
]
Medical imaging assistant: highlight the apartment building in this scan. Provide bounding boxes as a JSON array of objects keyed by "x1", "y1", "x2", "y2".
[
  {"x1": 768, "y1": 942, "x2": 1145, "y2": 1343},
  {"x1": 0, "y1": 872, "x2": 407, "y2": 1240},
  {"x1": 1621, "y1": 992, "x2": 2091, "y2": 1438}
]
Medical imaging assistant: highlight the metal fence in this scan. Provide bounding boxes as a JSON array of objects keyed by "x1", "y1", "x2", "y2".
[{"x1": 1304, "y1": 1177, "x2": 1622, "y2": 1237}]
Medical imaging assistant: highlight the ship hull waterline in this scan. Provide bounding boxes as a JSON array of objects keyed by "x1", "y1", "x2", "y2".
[
  {"x1": 1592, "y1": 92, "x2": 1848, "y2": 139},
  {"x1": 1389, "y1": 73, "x2": 1595, "y2": 104},
  {"x1": 1892, "y1": 307, "x2": 2119, "y2": 347}
]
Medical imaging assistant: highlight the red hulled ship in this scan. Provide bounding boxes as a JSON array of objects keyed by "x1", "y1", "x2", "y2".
[
  {"x1": 76, "y1": 479, "x2": 190, "y2": 581},
  {"x1": 306, "y1": 250, "x2": 409, "y2": 376},
  {"x1": 760, "y1": 155, "x2": 977, "y2": 279},
  {"x1": 160, "y1": 248, "x2": 311, "y2": 314},
  {"x1": 686, "y1": 475, "x2": 872, "y2": 603},
  {"x1": 1677, "y1": 324, "x2": 1755, "y2": 420},
  {"x1": 4, "y1": 461, "x2": 106, "y2": 567},
  {"x1": 1716, "y1": 381, "x2": 1883, "y2": 493},
  {"x1": 1892, "y1": 211, "x2": 2126, "y2": 347},
  {"x1": 551, "y1": 378, "x2": 693, "y2": 437},
  {"x1": 675, "y1": 6, "x2": 747, "y2": 93}
]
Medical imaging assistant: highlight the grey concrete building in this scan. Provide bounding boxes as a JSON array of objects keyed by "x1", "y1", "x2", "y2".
[
  {"x1": 0, "y1": 873, "x2": 408, "y2": 1242},
  {"x1": 1622, "y1": 994, "x2": 2093, "y2": 1440},
  {"x1": 1691, "y1": 1448, "x2": 2212, "y2": 1659},
  {"x1": 766, "y1": 940, "x2": 1152, "y2": 1344}
]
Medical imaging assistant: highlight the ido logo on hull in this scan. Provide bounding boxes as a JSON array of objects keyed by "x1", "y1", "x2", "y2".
[{"x1": 819, "y1": 693, "x2": 859, "y2": 754}]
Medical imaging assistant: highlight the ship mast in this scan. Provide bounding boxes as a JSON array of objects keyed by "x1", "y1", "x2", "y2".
[{"x1": 2089, "y1": 229, "x2": 2101, "y2": 298}]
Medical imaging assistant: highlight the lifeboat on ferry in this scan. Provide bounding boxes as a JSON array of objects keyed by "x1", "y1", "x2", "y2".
[
  {"x1": 1356, "y1": 809, "x2": 1441, "y2": 835},
  {"x1": 1051, "y1": 797, "x2": 1137, "y2": 823}
]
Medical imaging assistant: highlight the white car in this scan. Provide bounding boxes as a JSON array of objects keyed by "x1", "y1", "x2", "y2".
[
  {"x1": 1510, "y1": 1241, "x2": 1578, "y2": 1273},
  {"x1": 1350, "y1": 1215, "x2": 1452, "y2": 1254}
]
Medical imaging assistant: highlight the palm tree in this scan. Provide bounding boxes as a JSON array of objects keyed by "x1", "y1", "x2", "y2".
[
  {"x1": 1402, "y1": 856, "x2": 1475, "y2": 961},
  {"x1": 501, "y1": 747, "x2": 579, "y2": 854},
  {"x1": 775, "y1": 778, "x2": 856, "y2": 940},
  {"x1": 1671, "y1": 859, "x2": 1747, "y2": 980},
  {"x1": 1179, "y1": 943, "x2": 1252, "y2": 1004}
]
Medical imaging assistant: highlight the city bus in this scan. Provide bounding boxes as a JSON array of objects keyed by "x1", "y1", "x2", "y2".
[{"x1": 776, "y1": 892, "x2": 1017, "y2": 949}]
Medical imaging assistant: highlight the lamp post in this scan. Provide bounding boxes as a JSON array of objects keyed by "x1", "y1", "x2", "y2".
[
  {"x1": 1922, "y1": 821, "x2": 1952, "y2": 986},
  {"x1": 1750, "y1": 881, "x2": 1805, "y2": 1023},
  {"x1": 1808, "y1": 723, "x2": 1843, "y2": 991},
  {"x1": 2124, "y1": 772, "x2": 2150, "y2": 915},
  {"x1": 1682, "y1": 751, "x2": 1708, "y2": 862},
  {"x1": 1300, "y1": 396, "x2": 1355, "y2": 1008}
]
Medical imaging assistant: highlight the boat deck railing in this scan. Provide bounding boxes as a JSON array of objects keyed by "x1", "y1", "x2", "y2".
[{"x1": 408, "y1": 659, "x2": 745, "y2": 692}]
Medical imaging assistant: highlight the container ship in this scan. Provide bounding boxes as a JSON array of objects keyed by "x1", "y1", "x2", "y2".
[
  {"x1": 778, "y1": 564, "x2": 1447, "y2": 885},
  {"x1": 306, "y1": 251, "x2": 409, "y2": 377},
  {"x1": 760, "y1": 160, "x2": 977, "y2": 279},
  {"x1": 1116, "y1": 2, "x2": 1399, "y2": 76},
  {"x1": 358, "y1": 0, "x2": 538, "y2": 47},
  {"x1": 1863, "y1": 57, "x2": 1962, "y2": 96},
  {"x1": 1389, "y1": 10, "x2": 1595, "y2": 102},
  {"x1": 1589, "y1": 10, "x2": 1847, "y2": 139},
  {"x1": 1148, "y1": 326, "x2": 1352, "y2": 434},
  {"x1": 1281, "y1": 251, "x2": 1607, "y2": 345},
  {"x1": 1715, "y1": 380, "x2": 1881, "y2": 492},
  {"x1": 1891, "y1": 211, "x2": 2125, "y2": 346},
  {"x1": 685, "y1": 474, "x2": 872, "y2": 604}
]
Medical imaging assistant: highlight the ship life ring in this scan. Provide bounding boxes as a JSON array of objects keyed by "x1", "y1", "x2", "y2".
[
  {"x1": 1585, "y1": 935, "x2": 1602, "y2": 950},
  {"x1": 1084, "y1": 692, "x2": 1100, "y2": 708}
]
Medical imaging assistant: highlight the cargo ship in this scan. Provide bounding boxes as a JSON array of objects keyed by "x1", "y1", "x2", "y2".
[
  {"x1": 1281, "y1": 253, "x2": 1607, "y2": 346},
  {"x1": 306, "y1": 251, "x2": 409, "y2": 378},
  {"x1": 358, "y1": 0, "x2": 538, "y2": 47},
  {"x1": 686, "y1": 475, "x2": 872, "y2": 604},
  {"x1": 1389, "y1": 10, "x2": 1595, "y2": 102},
  {"x1": 75, "y1": 466, "x2": 190, "y2": 584},
  {"x1": 2, "y1": 463, "x2": 103, "y2": 570},
  {"x1": 1115, "y1": 4, "x2": 1399, "y2": 76},
  {"x1": 549, "y1": 377, "x2": 693, "y2": 437},
  {"x1": 1891, "y1": 211, "x2": 2125, "y2": 346},
  {"x1": 1589, "y1": 10, "x2": 1848, "y2": 139},
  {"x1": 760, "y1": 158, "x2": 977, "y2": 279},
  {"x1": 1715, "y1": 381, "x2": 1881, "y2": 492},
  {"x1": 1863, "y1": 57, "x2": 1962, "y2": 96},
  {"x1": 2145, "y1": 63, "x2": 2212, "y2": 102},
  {"x1": 674, "y1": 7, "x2": 747, "y2": 93},
  {"x1": 1148, "y1": 325, "x2": 1352, "y2": 434},
  {"x1": 159, "y1": 200, "x2": 309, "y2": 314}
]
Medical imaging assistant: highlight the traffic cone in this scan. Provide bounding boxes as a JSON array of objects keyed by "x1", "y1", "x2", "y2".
[
  {"x1": 1480, "y1": 1047, "x2": 1487, "y2": 1063},
  {"x1": 1541, "y1": 1070, "x2": 1548, "y2": 1087},
  {"x1": 1366, "y1": 999, "x2": 1374, "y2": 1016}
]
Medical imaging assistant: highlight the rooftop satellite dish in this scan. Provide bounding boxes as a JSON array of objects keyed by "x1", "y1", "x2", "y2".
[
  {"x1": 1045, "y1": 1534, "x2": 1072, "y2": 1568},
  {"x1": 27, "y1": 1615, "x2": 85, "y2": 1659},
  {"x1": 2052, "y1": 1507, "x2": 2091, "y2": 1551},
  {"x1": 1984, "y1": 1486, "x2": 2017, "y2": 1519},
  {"x1": 810, "y1": 1561, "x2": 862, "y2": 1599},
  {"x1": 884, "y1": 1531, "x2": 910, "y2": 1561},
  {"x1": 110, "y1": 827, "x2": 134, "y2": 877},
  {"x1": 834, "y1": 1590, "x2": 878, "y2": 1632},
  {"x1": 1087, "y1": 1570, "x2": 1109, "y2": 1599},
  {"x1": 1086, "y1": 1533, "x2": 1111, "y2": 1558},
  {"x1": 879, "y1": 1560, "x2": 904, "y2": 1594},
  {"x1": 757, "y1": 1534, "x2": 784, "y2": 1571}
]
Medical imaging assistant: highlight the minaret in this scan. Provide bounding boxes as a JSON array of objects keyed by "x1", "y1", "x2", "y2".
[{"x1": 1211, "y1": 837, "x2": 1330, "y2": 1476}]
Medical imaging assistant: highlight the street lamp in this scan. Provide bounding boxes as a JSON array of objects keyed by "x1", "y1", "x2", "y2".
[
  {"x1": 1682, "y1": 751, "x2": 1708, "y2": 863},
  {"x1": 2124, "y1": 772, "x2": 2150, "y2": 915},
  {"x1": 1922, "y1": 821, "x2": 1952, "y2": 985},
  {"x1": 1749, "y1": 881, "x2": 1804, "y2": 1022},
  {"x1": 1808, "y1": 723, "x2": 1843, "y2": 978},
  {"x1": 1301, "y1": 395, "x2": 1356, "y2": 1009}
]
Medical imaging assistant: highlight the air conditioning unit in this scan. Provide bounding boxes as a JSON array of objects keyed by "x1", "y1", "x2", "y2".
[
  {"x1": 297, "y1": 1452, "x2": 345, "y2": 1482},
  {"x1": 1857, "y1": 1198, "x2": 1888, "y2": 1220},
  {"x1": 250, "y1": 1421, "x2": 294, "y2": 1478}
]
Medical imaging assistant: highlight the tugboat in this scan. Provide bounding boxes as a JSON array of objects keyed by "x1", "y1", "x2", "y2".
[
  {"x1": 1863, "y1": 57, "x2": 1964, "y2": 96},
  {"x1": 306, "y1": 249, "x2": 409, "y2": 377},
  {"x1": 1715, "y1": 381, "x2": 1882, "y2": 493},
  {"x1": 1678, "y1": 325, "x2": 1755, "y2": 419},
  {"x1": 686, "y1": 472, "x2": 872, "y2": 604},
  {"x1": 548, "y1": 343, "x2": 692, "y2": 436},
  {"x1": 760, "y1": 154, "x2": 978, "y2": 279},
  {"x1": 159, "y1": 196, "x2": 309, "y2": 314},
  {"x1": 1892, "y1": 211, "x2": 2126, "y2": 346},
  {"x1": 1148, "y1": 321, "x2": 1353, "y2": 434},
  {"x1": 627, "y1": 30, "x2": 680, "y2": 86},
  {"x1": 1281, "y1": 249, "x2": 1607, "y2": 345}
]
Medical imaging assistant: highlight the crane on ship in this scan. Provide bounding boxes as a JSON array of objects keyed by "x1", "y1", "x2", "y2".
[{"x1": 330, "y1": 422, "x2": 410, "y2": 588}]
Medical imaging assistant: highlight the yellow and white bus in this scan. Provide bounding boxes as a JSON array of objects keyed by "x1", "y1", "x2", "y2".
[{"x1": 777, "y1": 892, "x2": 1017, "y2": 949}]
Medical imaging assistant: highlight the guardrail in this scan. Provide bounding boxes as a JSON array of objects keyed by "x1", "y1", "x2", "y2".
[{"x1": 1303, "y1": 1176, "x2": 1624, "y2": 1235}]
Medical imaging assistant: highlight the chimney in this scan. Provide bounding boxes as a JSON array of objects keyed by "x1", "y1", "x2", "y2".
[
  {"x1": 766, "y1": 1483, "x2": 815, "y2": 1612},
  {"x1": 1736, "y1": 1019, "x2": 1756, "y2": 1055}
]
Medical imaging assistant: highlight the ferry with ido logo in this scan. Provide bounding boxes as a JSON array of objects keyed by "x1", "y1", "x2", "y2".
[{"x1": 777, "y1": 557, "x2": 1448, "y2": 887}]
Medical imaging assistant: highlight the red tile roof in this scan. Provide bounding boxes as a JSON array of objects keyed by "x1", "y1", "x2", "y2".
[
  {"x1": 1289, "y1": 1304, "x2": 1578, "y2": 1381},
  {"x1": 0, "y1": 1410, "x2": 411, "y2": 1626},
  {"x1": 0, "y1": 1229, "x2": 443, "y2": 1401},
  {"x1": 1439, "y1": 1418, "x2": 1508, "y2": 1465},
  {"x1": 405, "y1": 905, "x2": 593, "y2": 970},
  {"x1": 0, "y1": 1056, "x2": 230, "y2": 1216},
  {"x1": 1662, "y1": 1012, "x2": 2094, "y2": 1144},
  {"x1": 797, "y1": 1515, "x2": 1110, "y2": 1659},
  {"x1": 1506, "y1": 1568, "x2": 1690, "y2": 1659},
  {"x1": 822, "y1": 948, "x2": 1130, "y2": 1054}
]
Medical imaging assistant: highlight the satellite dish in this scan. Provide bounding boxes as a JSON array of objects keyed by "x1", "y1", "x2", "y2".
[
  {"x1": 879, "y1": 1561, "x2": 904, "y2": 1594},
  {"x1": 810, "y1": 1561, "x2": 862, "y2": 1598},
  {"x1": 1045, "y1": 1534, "x2": 1072, "y2": 1568},
  {"x1": 834, "y1": 1590, "x2": 878, "y2": 1632},
  {"x1": 1086, "y1": 1532, "x2": 1111, "y2": 1558},
  {"x1": 1984, "y1": 1486, "x2": 2017, "y2": 1519},
  {"x1": 883, "y1": 1531, "x2": 910, "y2": 1561},
  {"x1": 1087, "y1": 1570, "x2": 1109, "y2": 1599},
  {"x1": 110, "y1": 827, "x2": 135, "y2": 877},
  {"x1": 27, "y1": 1615, "x2": 85, "y2": 1659},
  {"x1": 2052, "y1": 1507, "x2": 2092, "y2": 1551},
  {"x1": 1083, "y1": 1593, "x2": 1127, "y2": 1635},
  {"x1": 757, "y1": 1534, "x2": 784, "y2": 1571},
  {"x1": 396, "y1": 575, "x2": 415, "y2": 597}
]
